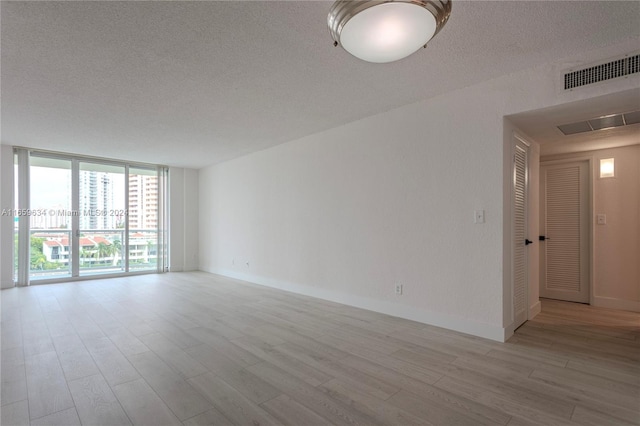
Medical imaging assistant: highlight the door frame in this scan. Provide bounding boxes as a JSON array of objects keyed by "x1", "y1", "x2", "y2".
[
  {"x1": 539, "y1": 156, "x2": 594, "y2": 305},
  {"x1": 511, "y1": 133, "x2": 530, "y2": 330}
]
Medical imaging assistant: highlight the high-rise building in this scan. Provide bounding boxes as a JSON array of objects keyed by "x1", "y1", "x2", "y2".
[
  {"x1": 128, "y1": 174, "x2": 158, "y2": 231},
  {"x1": 79, "y1": 171, "x2": 115, "y2": 229}
]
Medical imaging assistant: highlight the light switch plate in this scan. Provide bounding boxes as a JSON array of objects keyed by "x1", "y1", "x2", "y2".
[
  {"x1": 474, "y1": 210, "x2": 485, "y2": 224},
  {"x1": 597, "y1": 214, "x2": 606, "y2": 225}
]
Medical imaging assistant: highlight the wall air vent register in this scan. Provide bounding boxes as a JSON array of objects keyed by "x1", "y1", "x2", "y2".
[
  {"x1": 557, "y1": 110, "x2": 640, "y2": 136},
  {"x1": 564, "y1": 54, "x2": 639, "y2": 90}
]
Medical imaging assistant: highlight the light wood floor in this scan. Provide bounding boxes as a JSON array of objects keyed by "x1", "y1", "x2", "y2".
[{"x1": 1, "y1": 272, "x2": 639, "y2": 426}]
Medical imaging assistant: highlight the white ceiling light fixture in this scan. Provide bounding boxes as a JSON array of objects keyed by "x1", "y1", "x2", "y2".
[{"x1": 328, "y1": 0, "x2": 452, "y2": 63}]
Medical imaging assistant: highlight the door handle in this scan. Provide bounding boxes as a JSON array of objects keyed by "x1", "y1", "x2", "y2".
[
  {"x1": 539, "y1": 235, "x2": 550, "y2": 241},
  {"x1": 525, "y1": 239, "x2": 533, "y2": 245}
]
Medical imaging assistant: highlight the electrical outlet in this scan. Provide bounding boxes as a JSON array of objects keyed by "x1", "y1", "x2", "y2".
[{"x1": 395, "y1": 284, "x2": 403, "y2": 295}]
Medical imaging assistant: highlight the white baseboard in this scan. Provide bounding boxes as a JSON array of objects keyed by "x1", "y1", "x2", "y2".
[
  {"x1": 206, "y1": 267, "x2": 508, "y2": 342},
  {"x1": 593, "y1": 296, "x2": 640, "y2": 312},
  {"x1": 529, "y1": 300, "x2": 542, "y2": 319}
]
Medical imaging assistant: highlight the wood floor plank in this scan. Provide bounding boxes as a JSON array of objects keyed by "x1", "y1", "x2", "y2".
[
  {"x1": 258, "y1": 324, "x2": 351, "y2": 360},
  {"x1": 0, "y1": 328, "x2": 23, "y2": 352},
  {"x1": 388, "y1": 389, "x2": 505, "y2": 426},
  {"x1": 137, "y1": 332, "x2": 209, "y2": 379},
  {"x1": 570, "y1": 404, "x2": 638, "y2": 426},
  {"x1": 232, "y1": 336, "x2": 333, "y2": 387},
  {"x1": 433, "y1": 375, "x2": 576, "y2": 426},
  {"x1": 67, "y1": 373, "x2": 132, "y2": 426},
  {"x1": 184, "y1": 344, "x2": 246, "y2": 374},
  {"x1": 1, "y1": 347, "x2": 26, "y2": 384},
  {"x1": 337, "y1": 354, "x2": 445, "y2": 400},
  {"x1": 364, "y1": 351, "x2": 445, "y2": 384},
  {"x1": 30, "y1": 407, "x2": 81, "y2": 426},
  {"x1": 126, "y1": 350, "x2": 213, "y2": 421},
  {"x1": 215, "y1": 368, "x2": 282, "y2": 405},
  {"x1": 146, "y1": 319, "x2": 203, "y2": 349},
  {"x1": 316, "y1": 333, "x2": 390, "y2": 359},
  {"x1": 82, "y1": 337, "x2": 140, "y2": 387},
  {"x1": 112, "y1": 378, "x2": 182, "y2": 426},
  {"x1": 261, "y1": 394, "x2": 335, "y2": 426},
  {"x1": 185, "y1": 328, "x2": 261, "y2": 366},
  {"x1": 528, "y1": 364, "x2": 640, "y2": 410},
  {"x1": 24, "y1": 351, "x2": 75, "y2": 420},
  {"x1": 52, "y1": 334, "x2": 100, "y2": 382},
  {"x1": 68, "y1": 313, "x2": 106, "y2": 341},
  {"x1": 182, "y1": 408, "x2": 234, "y2": 426},
  {"x1": 1, "y1": 378, "x2": 27, "y2": 406},
  {"x1": 438, "y1": 362, "x2": 576, "y2": 419},
  {"x1": 247, "y1": 361, "x2": 386, "y2": 426},
  {"x1": 42, "y1": 313, "x2": 74, "y2": 339},
  {"x1": 216, "y1": 314, "x2": 287, "y2": 345},
  {"x1": 104, "y1": 327, "x2": 150, "y2": 357},
  {"x1": 187, "y1": 372, "x2": 281, "y2": 426},
  {"x1": 320, "y1": 378, "x2": 430, "y2": 426},
  {"x1": 21, "y1": 322, "x2": 55, "y2": 358},
  {"x1": 275, "y1": 342, "x2": 400, "y2": 399},
  {"x1": 484, "y1": 345, "x2": 569, "y2": 369},
  {"x1": 451, "y1": 354, "x2": 535, "y2": 378},
  {"x1": 565, "y1": 358, "x2": 640, "y2": 386},
  {"x1": 0, "y1": 399, "x2": 29, "y2": 426}
]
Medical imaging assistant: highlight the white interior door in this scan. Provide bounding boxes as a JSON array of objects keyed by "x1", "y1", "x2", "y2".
[
  {"x1": 512, "y1": 138, "x2": 529, "y2": 329},
  {"x1": 540, "y1": 161, "x2": 590, "y2": 303}
]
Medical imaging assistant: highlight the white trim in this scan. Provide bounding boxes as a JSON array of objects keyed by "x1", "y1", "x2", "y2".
[
  {"x1": 71, "y1": 159, "x2": 80, "y2": 278},
  {"x1": 593, "y1": 296, "x2": 640, "y2": 313},
  {"x1": 510, "y1": 135, "x2": 530, "y2": 330},
  {"x1": 513, "y1": 132, "x2": 531, "y2": 147},
  {"x1": 540, "y1": 156, "x2": 593, "y2": 166},
  {"x1": 503, "y1": 324, "x2": 515, "y2": 342},
  {"x1": 1, "y1": 146, "x2": 17, "y2": 288},
  {"x1": 17, "y1": 149, "x2": 30, "y2": 286},
  {"x1": 207, "y1": 268, "x2": 508, "y2": 342},
  {"x1": 529, "y1": 300, "x2": 542, "y2": 319},
  {"x1": 17, "y1": 146, "x2": 167, "y2": 169}
]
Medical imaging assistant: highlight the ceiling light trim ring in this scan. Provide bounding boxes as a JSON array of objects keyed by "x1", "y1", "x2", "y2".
[{"x1": 328, "y1": 0, "x2": 452, "y2": 48}]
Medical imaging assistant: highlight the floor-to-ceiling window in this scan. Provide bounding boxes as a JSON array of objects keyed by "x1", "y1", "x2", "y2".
[
  {"x1": 128, "y1": 166, "x2": 161, "y2": 272},
  {"x1": 13, "y1": 148, "x2": 168, "y2": 285},
  {"x1": 29, "y1": 155, "x2": 73, "y2": 280},
  {"x1": 78, "y1": 161, "x2": 126, "y2": 276}
]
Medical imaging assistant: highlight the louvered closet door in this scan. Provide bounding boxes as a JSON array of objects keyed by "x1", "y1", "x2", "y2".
[
  {"x1": 513, "y1": 141, "x2": 528, "y2": 329},
  {"x1": 540, "y1": 161, "x2": 590, "y2": 303}
]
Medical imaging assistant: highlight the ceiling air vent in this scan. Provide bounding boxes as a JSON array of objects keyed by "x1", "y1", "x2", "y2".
[
  {"x1": 557, "y1": 110, "x2": 640, "y2": 135},
  {"x1": 564, "y1": 54, "x2": 640, "y2": 90}
]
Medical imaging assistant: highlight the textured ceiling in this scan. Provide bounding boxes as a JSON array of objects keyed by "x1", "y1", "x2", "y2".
[{"x1": 2, "y1": 1, "x2": 639, "y2": 168}]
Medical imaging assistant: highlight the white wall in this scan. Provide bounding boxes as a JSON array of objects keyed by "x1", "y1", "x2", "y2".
[
  {"x1": 542, "y1": 144, "x2": 640, "y2": 312},
  {"x1": 0, "y1": 145, "x2": 14, "y2": 288},
  {"x1": 169, "y1": 167, "x2": 199, "y2": 272},
  {"x1": 199, "y1": 39, "x2": 639, "y2": 341}
]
